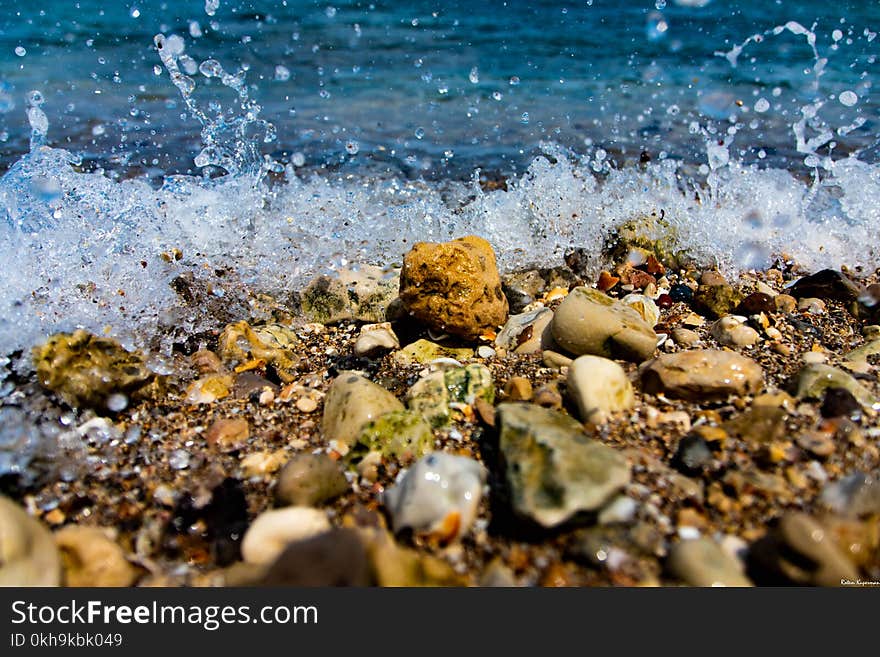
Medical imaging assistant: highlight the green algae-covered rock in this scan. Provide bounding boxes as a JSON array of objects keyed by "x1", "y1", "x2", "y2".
[
  {"x1": 693, "y1": 284, "x2": 744, "y2": 320},
  {"x1": 322, "y1": 371, "x2": 405, "y2": 454},
  {"x1": 32, "y1": 329, "x2": 164, "y2": 412},
  {"x1": 392, "y1": 339, "x2": 474, "y2": 366},
  {"x1": 496, "y1": 403, "x2": 631, "y2": 528},
  {"x1": 352, "y1": 410, "x2": 434, "y2": 463},
  {"x1": 406, "y1": 364, "x2": 495, "y2": 427},
  {"x1": 300, "y1": 265, "x2": 399, "y2": 324}
]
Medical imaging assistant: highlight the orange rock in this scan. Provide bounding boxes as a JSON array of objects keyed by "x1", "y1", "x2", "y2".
[
  {"x1": 597, "y1": 270, "x2": 619, "y2": 291},
  {"x1": 398, "y1": 236, "x2": 508, "y2": 340}
]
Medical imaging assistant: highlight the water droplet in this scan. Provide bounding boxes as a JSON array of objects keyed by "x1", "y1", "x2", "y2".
[
  {"x1": 469, "y1": 67, "x2": 479, "y2": 84},
  {"x1": 839, "y1": 90, "x2": 858, "y2": 107},
  {"x1": 130, "y1": 7, "x2": 141, "y2": 18},
  {"x1": 189, "y1": 21, "x2": 203, "y2": 38},
  {"x1": 91, "y1": 124, "x2": 105, "y2": 136},
  {"x1": 509, "y1": 76, "x2": 520, "y2": 86},
  {"x1": 655, "y1": 0, "x2": 667, "y2": 8},
  {"x1": 204, "y1": 0, "x2": 220, "y2": 17},
  {"x1": 666, "y1": 104, "x2": 680, "y2": 115},
  {"x1": 832, "y1": 29, "x2": 843, "y2": 42},
  {"x1": 754, "y1": 97, "x2": 770, "y2": 113},
  {"x1": 291, "y1": 152, "x2": 305, "y2": 166},
  {"x1": 492, "y1": 91, "x2": 502, "y2": 101},
  {"x1": 325, "y1": 6, "x2": 337, "y2": 18},
  {"x1": 345, "y1": 140, "x2": 359, "y2": 155},
  {"x1": 646, "y1": 11, "x2": 668, "y2": 41},
  {"x1": 520, "y1": 112, "x2": 530, "y2": 124},
  {"x1": 414, "y1": 127, "x2": 425, "y2": 139},
  {"x1": 199, "y1": 59, "x2": 223, "y2": 77},
  {"x1": 14, "y1": 46, "x2": 26, "y2": 57},
  {"x1": 275, "y1": 65, "x2": 291, "y2": 81}
]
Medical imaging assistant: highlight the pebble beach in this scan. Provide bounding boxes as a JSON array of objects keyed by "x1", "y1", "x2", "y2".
[{"x1": 3, "y1": 229, "x2": 879, "y2": 588}]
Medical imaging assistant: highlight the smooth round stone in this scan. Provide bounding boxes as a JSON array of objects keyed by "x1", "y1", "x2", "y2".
[
  {"x1": 671, "y1": 327, "x2": 701, "y2": 347},
  {"x1": 819, "y1": 471, "x2": 880, "y2": 517},
  {"x1": 567, "y1": 355, "x2": 635, "y2": 424},
  {"x1": 710, "y1": 316, "x2": 759, "y2": 347},
  {"x1": 383, "y1": 453, "x2": 486, "y2": 542},
  {"x1": 496, "y1": 403, "x2": 631, "y2": 527},
  {"x1": 321, "y1": 371, "x2": 404, "y2": 453},
  {"x1": 55, "y1": 526, "x2": 138, "y2": 587},
  {"x1": 668, "y1": 537, "x2": 753, "y2": 587},
  {"x1": 275, "y1": 453, "x2": 349, "y2": 507},
  {"x1": 551, "y1": 287, "x2": 658, "y2": 362},
  {"x1": 241, "y1": 507, "x2": 331, "y2": 565},
  {"x1": 0, "y1": 495, "x2": 62, "y2": 586},
  {"x1": 640, "y1": 349, "x2": 764, "y2": 401},
  {"x1": 495, "y1": 307, "x2": 554, "y2": 354}
]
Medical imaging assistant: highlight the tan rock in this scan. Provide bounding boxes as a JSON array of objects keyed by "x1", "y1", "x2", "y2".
[
  {"x1": 398, "y1": 235, "x2": 508, "y2": 340},
  {"x1": 55, "y1": 526, "x2": 138, "y2": 587},
  {"x1": 206, "y1": 417, "x2": 250, "y2": 451},
  {"x1": 241, "y1": 508, "x2": 331, "y2": 565},
  {"x1": 322, "y1": 371, "x2": 404, "y2": 453},
  {"x1": 640, "y1": 349, "x2": 763, "y2": 401},
  {"x1": 0, "y1": 495, "x2": 62, "y2": 586},
  {"x1": 551, "y1": 287, "x2": 658, "y2": 362}
]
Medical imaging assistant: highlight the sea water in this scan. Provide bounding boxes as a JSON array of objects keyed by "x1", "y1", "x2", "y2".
[{"x1": 0, "y1": 0, "x2": 878, "y2": 363}]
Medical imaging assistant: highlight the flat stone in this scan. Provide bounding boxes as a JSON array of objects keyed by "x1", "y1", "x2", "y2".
[
  {"x1": 55, "y1": 526, "x2": 138, "y2": 587},
  {"x1": 551, "y1": 286, "x2": 658, "y2": 362},
  {"x1": 640, "y1": 350, "x2": 764, "y2": 401},
  {"x1": 795, "y1": 363, "x2": 878, "y2": 410},
  {"x1": 392, "y1": 339, "x2": 473, "y2": 366},
  {"x1": 496, "y1": 403, "x2": 631, "y2": 527},
  {"x1": 0, "y1": 495, "x2": 62, "y2": 586},
  {"x1": 667, "y1": 537, "x2": 753, "y2": 587},
  {"x1": 241, "y1": 507, "x2": 331, "y2": 565},
  {"x1": 322, "y1": 372, "x2": 404, "y2": 454},
  {"x1": 710, "y1": 316, "x2": 759, "y2": 347},
  {"x1": 383, "y1": 453, "x2": 485, "y2": 542},
  {"x1": 32, "y1": 330, "x2": 163, "y2": 412},
  {"x1": 844, "y1": 339, "x2": 880, "y2": 362},
  {"x1": 671, "y1": 328, "x2": 701, "y2": 347},
  {"x1": 789, "y1": 269, "x2": 864, "y2": 303},
  {"x1": 206, "y1": 417, "x2": 250, "y2": 452},
  {"x1": 275, "y1": 453, "x2": 349, "y2": 507},
  {"x1": 567, "y1": 355, "x2": 635, "y2": 424},
  {"x1": 495, "y1": 307, "x2": 555, "y2": 354},
  {"x1": 398, "y1": 235, "x2": 508, "y2": 340}
]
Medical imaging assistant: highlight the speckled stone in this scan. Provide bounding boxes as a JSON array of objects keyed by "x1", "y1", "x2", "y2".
[{"x1": 322, "y1": 371, "x2": 404, "y2": 454}]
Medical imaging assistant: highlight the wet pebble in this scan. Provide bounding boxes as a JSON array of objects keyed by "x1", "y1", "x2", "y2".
[
  {"x1": 567, "y1": 355, "x2": 635, "y2": 424},
  {"x1": 640, "y1": 350, "x2": 764, "y2": 401},
  {"x1": 668, "y1": 537, "x2": 753, "y2": 587},
  {"x1": 322, "y1": 371, "x2": 404, "y2": 454},
  {"x1": 275, "y1": 453, "x2": 349, "y2": 507},
  {"x1": 383, "y1": 453, "x2": 485, "y2": 542},
  {"x1": 0, "y1": 496, "x2": 62, "y2": 586},
  {"x1": 55, "y1": 526, "x2": 138, "y2": 587},
  {"x1": 241, "y1": 507, "x2": 331, "y2": 565}
]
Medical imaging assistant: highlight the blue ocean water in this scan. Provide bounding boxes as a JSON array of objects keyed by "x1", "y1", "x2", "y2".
[
  {"x1": 0, "y1": 0, "x2": 877, "y2": 177},
  {"x1": 0, "y1": 0, "x2": 878, "y2": 363}
]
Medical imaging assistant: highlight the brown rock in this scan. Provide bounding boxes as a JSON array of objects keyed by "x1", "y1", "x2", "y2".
[
  {"x1": 640, "y1": 349, "x2": 764, "y2": 401},
  {"x1": 398, "y1": 235, "x2": 508, "y2": 340},
  {"x1": 275, "y1": 453, "x2": 349, "y2": 507}
]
